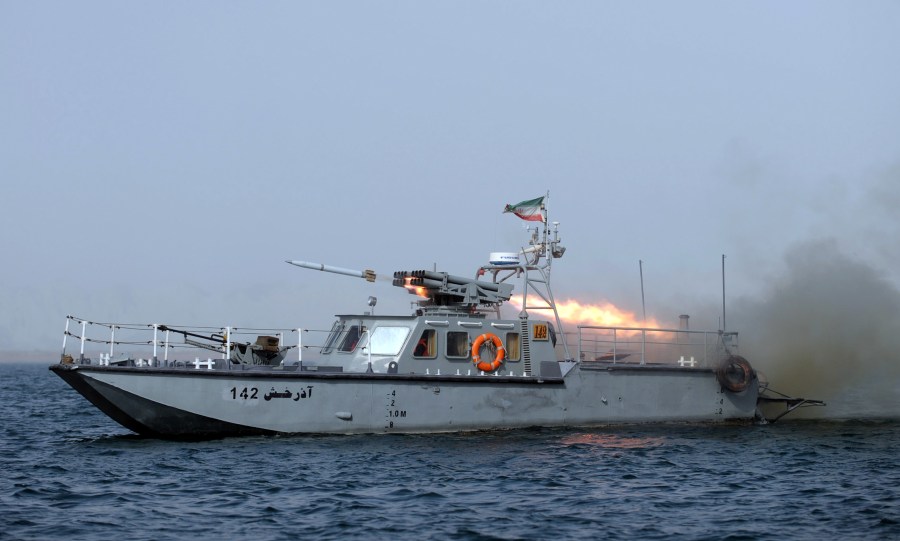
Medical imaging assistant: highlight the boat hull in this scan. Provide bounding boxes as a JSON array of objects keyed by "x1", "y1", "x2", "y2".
[{"x1": 51, "y1": 362, "x2": 759, "y2": 439}]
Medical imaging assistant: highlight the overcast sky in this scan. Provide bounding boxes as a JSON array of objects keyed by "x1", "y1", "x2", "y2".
[{"x1": 2, "y1": 1, "x2": 899, "y2": 375}]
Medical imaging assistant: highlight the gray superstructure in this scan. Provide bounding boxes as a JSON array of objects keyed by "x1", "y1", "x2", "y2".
[{"x1": 50, "y1": 200, "x2": 822, "y2": 438}]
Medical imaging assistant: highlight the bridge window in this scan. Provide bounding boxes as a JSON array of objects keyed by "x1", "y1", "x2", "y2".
[
  {"x1": 505, "y1": 332, "x2": 520, "y2": 361},
  {"x1": 321, "y1": 321, "x2": 344, "y2": 354},
  {"x1": 339, "y1": 325, "x2": 364, "y2": 352},
  {"x1": 446, "y1": 331, "x2": 469, "y2": 358},
  {"x1": 369, "y1": 326, "x2": 411, "y2": 356},
  {"x1": 413, "y1": 329, "x2": 437, "y2": 358}
]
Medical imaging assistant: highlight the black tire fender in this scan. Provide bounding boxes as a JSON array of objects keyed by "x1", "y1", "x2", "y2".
[{"x1": 716, "y1": 355, "x2": 755, "y2": 393}]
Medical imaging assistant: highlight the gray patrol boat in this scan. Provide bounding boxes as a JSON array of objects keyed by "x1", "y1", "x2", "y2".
[{"x1": 51, "y1": 199, "x2": 823, "y2": 438}]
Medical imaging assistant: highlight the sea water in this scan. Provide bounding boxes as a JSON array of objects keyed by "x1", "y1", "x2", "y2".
[{"x1": 1, "y1": 363, "x2": 898, "y2": 540}]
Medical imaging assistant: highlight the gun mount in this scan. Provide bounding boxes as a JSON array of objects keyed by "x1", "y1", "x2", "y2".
[
  {"x1": 393, "y1": 270, "x2": 513, "y2": 312},
  {"x1": 286, "y1": 260, "x2": 514, "y2": 314}
]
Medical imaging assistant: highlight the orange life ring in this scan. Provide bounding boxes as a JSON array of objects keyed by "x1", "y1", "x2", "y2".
[{"x1": 472, "y1": 333, "x2": 505, "y2": 372}]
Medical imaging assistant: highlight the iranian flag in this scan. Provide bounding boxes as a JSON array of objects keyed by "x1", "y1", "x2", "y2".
[{"x1": 503, "y1": 196, "x2": 545, "y2": 222}]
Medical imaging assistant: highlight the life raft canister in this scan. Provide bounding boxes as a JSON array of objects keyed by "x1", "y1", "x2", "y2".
[
  {"x1": 715, "y1": 354, "x2": 755, "y2": 393},
  {"x1": 472, "y1": 333, "x2": 505, "y2": 372}
]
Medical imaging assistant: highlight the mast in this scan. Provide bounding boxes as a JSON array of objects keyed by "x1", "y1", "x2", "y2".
[
  {"x1": 483, "y1": 193, "x2": 572, "y2": 360},
  {"x1": 721, "y1": 254, "x2": 726, "y2": 333}
]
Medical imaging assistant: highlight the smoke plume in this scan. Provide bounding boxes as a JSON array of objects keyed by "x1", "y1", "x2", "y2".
[{"x1": 734, "y1": 239, "x2": 900, "y2": 418}]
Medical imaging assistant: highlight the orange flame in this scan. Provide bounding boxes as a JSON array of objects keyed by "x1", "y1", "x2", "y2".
[
  {"x1": 402, "y1": 277, "x2": 429, "y2": 298},
  {"x1": 509, "y1": 295, "x2": 661, "y2": 328}
]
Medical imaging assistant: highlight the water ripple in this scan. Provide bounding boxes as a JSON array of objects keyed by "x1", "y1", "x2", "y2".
[{"x1": 1, "y1": 364, "x2": 899, "y2": 540}]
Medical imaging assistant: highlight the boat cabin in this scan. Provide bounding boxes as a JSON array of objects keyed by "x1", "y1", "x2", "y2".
[{"x1": 311, "y1": 312, "x2": 557, "y2": 377}]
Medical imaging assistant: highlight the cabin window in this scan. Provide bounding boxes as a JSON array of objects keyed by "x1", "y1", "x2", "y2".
[
  {"x1": 413, "y1": 329, "x2": 437, "y2": 358},
  {"x1": 339, "y1": 325, "x2": 364, "y2": 352},
  {"x1": 321, "y1": 321, "x2": 344, "y2": 354},
  {"x1": 368, "y1": 326, "x2": 411, "y2": 356},
  {"x1": 446, "y1": 331, "x2": 469, "y2": 358},
  {"x1": 505, "y1": 332, "x2": 520, "y2": 361}
]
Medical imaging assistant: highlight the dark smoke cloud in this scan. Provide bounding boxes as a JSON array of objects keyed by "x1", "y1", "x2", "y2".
[{"x1": 733, "y1": 238, "x2": 900, "y2": 419}]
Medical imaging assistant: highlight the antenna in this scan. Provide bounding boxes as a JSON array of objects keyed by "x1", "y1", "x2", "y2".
[
  {"x1": 639, "y1": 260, "x2": 646, "y2": 325},
  {"x1": 721, "y1": 254, "x2": 727, "y2": 332}
]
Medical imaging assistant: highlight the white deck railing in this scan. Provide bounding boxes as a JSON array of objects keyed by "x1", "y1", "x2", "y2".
[
  {"x1": 575, "y1": 325, "x2": 737, "y2": 368},
  {"x1": 60, "y1": 315, "x2": 325, "y2": 368}
]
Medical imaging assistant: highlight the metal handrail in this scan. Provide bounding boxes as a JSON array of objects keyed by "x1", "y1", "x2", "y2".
[{"x1": 575, "y1": 325, "x2": 734, "y2": 367}]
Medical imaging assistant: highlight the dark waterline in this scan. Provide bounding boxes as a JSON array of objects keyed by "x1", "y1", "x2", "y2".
[{"x1": 2, "y1": 363, "x2": 898, "y2": 540}]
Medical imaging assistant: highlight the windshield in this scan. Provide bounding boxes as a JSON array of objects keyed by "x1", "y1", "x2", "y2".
[{"x1": 368, "y1": 326, "x2": 411, "y2": 356}]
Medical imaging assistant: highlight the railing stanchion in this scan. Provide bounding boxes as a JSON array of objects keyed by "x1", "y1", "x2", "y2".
[
  {"x1": 79, "y1": 319, "x2": 86, "y2": 362},
  {"x1": 704, "y1": 332, "x2": 708, "y2": 366},
  {"x1": 640, "y1": 329, "x2": 646, "y2": 365},
  {"x1": 613, "y1": 328, "x2": 618, "y2": 364},
  {"x1": 62, "y1": 317, "x2": 70, "y2": 360},
  {"x1": 152, "y1": 324, "x2": 159, "y2": 366},
  {"x1": 577, "y1": 326, "x2": 582, "y2": 363}
]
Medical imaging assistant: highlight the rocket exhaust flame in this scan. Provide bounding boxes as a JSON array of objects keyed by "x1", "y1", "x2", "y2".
[
  {"x1": 401, "y1": 277, "x2": 429, "y2": 298},
  {"x1": 509, "y1": 295, "x2": 662, "y2": 329}
]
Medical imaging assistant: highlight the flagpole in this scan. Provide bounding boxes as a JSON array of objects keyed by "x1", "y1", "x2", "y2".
[
  {"x1": 541, "y1": 191, "x2": 548, "y2": 261},
  {"x1": 639, "y1": 260, "x2": 646, "y2": 325},
  {"x1": 543, "y1": 190, "x2": 549, "y2": 224},
  {"x1": 721, "y1": 254, "x2": 726, "y2": 333}
]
